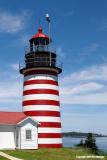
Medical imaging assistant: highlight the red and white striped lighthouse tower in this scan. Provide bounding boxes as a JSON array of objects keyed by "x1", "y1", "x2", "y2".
[{"x1": 20, "y1": 23, "x2": 63, "y2": 148}]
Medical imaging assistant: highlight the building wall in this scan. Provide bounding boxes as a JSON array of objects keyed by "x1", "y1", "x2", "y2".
[
  {"x1": 23, "y1": 70, "x2": 63, "y2": 148},
  {"x1": 19, "y1": 119, "x2": 38, "y2": 149},
  {"x1": 0, "y1": 125, "x2": 15, "y2": 149}
]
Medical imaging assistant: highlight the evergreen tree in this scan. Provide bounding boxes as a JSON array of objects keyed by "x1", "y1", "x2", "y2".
[
  {"x1": 77, "y1": 139, "x2": 84, "y2": 147},
  {"x1": 84, "y1": 133, "x2": 98, "y2": 153}
]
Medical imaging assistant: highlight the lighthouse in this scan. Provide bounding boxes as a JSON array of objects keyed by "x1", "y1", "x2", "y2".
[{"x1": 20, "y1": 22, "x2": 63, "y2": 148}]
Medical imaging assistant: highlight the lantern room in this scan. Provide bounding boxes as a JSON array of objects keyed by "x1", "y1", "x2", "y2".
[
  {"x1": 20, "y1": 27, "x2": 62, "y2": 74},
  {"x1": 29, "y1": 27, "x2": 50, "y2": 52}
]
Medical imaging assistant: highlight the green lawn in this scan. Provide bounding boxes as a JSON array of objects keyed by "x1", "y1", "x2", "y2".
[
  {"x1": 3, "y1": 147, "x2": 107, "y2": 160},
  {"x1": 0, "y1": 156, "x2": 8, "y2": 160}
]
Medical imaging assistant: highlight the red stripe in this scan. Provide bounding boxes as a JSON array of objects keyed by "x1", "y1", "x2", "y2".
[
  {"x1": 38, "y1": 133, "x2": 62, "y2": 138},
  {"x1": 24, "y1": 111, "x2": 60, "y2": 117},
  {"x1": 24, "y1": 80, "x2": 58, "y2": 86},
  {"x1": 23, "y1": 100, "x2": 60, "y2": 106},
  {"x1": 24, "y1": 70, "x2": 57, "y2": 76},
  {"x1": 39, "y1": 122, "x2": 61, "y2": 128},
  {"x1": 38, "y1": 144, "x2": 63, "y2": 148},
  {"x1": 23, "y1": 89, "x2": 59, "y2": 95}
]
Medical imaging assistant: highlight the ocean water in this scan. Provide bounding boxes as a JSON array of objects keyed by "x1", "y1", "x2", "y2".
[{"x1": 63, "y1": 137, "x2": 107, "y2": 153}]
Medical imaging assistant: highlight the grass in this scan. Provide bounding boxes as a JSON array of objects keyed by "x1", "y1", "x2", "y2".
[
  {"x1": 0, "y1": 156, "x2": 8, "y2": 160},
  {"x1": 3, "y1": 147, "x2": 107, "y2": 160}
]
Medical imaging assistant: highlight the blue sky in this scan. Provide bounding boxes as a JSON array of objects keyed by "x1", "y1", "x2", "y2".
[{"x1": 0, "y1": 0, "x2": 107, "y2": 134}]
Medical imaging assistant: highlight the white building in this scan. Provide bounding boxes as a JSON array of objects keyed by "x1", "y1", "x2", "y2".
[{"x1": 0, "y1": 112, "x2": 39, "y2": 149}]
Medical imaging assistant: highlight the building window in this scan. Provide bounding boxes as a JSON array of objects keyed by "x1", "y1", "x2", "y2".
[{"x1": 26, "y1": 130, "x2": 32, "y2": 140}]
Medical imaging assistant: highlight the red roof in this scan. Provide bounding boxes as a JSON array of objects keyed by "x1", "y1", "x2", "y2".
[
  {"x1": 0, "y1": 112, "x2": 27, "y2": 125},
  {"x1": 31, "y1": 27, "x2": 49, "y2": 40}
]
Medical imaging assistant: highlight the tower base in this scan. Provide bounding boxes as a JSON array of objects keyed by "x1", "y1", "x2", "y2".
[{"x1": 38, "y1": 144, "x2": 63, "y2": 148}]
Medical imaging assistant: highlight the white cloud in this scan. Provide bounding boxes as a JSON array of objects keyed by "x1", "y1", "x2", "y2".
[
  {"x1": 59, "y1": 64, "x2": 107, "y2": 105},
  {"x1": 60, "y1": 82, "x2": 104, "y2": 95},
  {"x1": 0, "y1": 83, "x2": 21, "y2": 99},
  {"x1": 0, "y1": 10, "x2": 31, "y2": 33},
  {"x1": 0, "y1": 67, "x2": 22, "y2": 108},
  {"x1": 60, "y1": 65, "x2": 107, "y2": 84},
  {"x1": 61, "y1": 92, "x2": 107, "y2": 105},
  {"x1": 10, "y1": 63, "x2": 19, "y2": 70}
]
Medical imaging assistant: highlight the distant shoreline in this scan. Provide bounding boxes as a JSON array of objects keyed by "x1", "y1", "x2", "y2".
[{"x1": 62, "y1": 132, "x2": 107, "y2": 138}]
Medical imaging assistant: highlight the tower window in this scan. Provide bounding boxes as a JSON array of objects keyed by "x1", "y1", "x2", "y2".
[{"x1": 26, "y1": 130, "x2": 32, "y2": 140}]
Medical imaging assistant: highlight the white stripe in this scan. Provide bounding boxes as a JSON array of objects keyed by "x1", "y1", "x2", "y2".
[
  {"x1": 24, "y1": 84, "x2": 59, "y2": 91},
  {"x1": 24, "y1": 74, "x2": 58, "y2": 82},
  {"x1": 38, "y1": 138, "x2": 62, "y2": 144},
  {"x1": 23, "y1": 105, "x2": 60, "y2": 112},
  {"x1": 32, "y1": 116, "x2": 61, "y2": 122},
  {"x1": 23, "y1": 94, "x2": 59, "y2": 101},
  {"x1": 38, "y1": 128, "x2": 61, "y2": 133}
]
